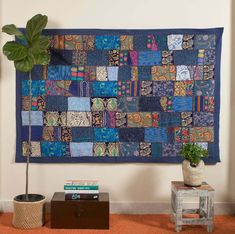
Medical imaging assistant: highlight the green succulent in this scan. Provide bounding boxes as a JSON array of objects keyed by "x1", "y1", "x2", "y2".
[
  {"x1": 2, "y1": 14, "x2": 51, "y2": 72},
  {"x1": 180, "y1": 143, "x2": 208, "y2": 167}
]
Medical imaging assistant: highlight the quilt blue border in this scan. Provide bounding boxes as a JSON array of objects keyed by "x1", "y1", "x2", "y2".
[{"x1": 15, "y1": 27, "x2": 223, "y2": 164}]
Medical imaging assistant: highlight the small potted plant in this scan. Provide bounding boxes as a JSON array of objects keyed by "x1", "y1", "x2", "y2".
[
  {"x1": 180, "y1": 143, "x2": 208, "y2": 187},
  {"x1": 2, "y1": 14, "x2": 51, "y2": 229}
]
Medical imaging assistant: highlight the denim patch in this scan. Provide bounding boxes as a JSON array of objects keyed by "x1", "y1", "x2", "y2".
[
  {"x1": 118, "y1": 66, "x2": 132, "y2": 81},
  {"x1": 167, "y1": 127, "x2": 175, "y2": 144},
  {"x1": 70, "y1": 142, "x2": 93, "y2": 156},
  {"x1": 45, "y1": 96, "x2": 68, "y2": 111},
  {"x1": 119, "y1": 128, "x2": 144, "y2": 142},
  {"x1": 138, "y1": 66, "x2": 152, "y2": 80},
  {"x1": 173, "y1": 50, "x2": 198, "y2": 65},
  {"x1": 159, "y1": 112, "x2": 181, "y2": 127},
  {"x1": 145, "y1": 128, "x2": 167, "y2": 142},
  {"x1": 50, "y1": 49, "x2": 73, "y2": 65},
  {"x1": 133, "y1": 35, "x2": 148, "y2": 50},
  {"x1": 72, "y1": 127, "x2": 94, "y2": 142},
  {"x1": 31, "y1": 65, "x2": 44, "y2": 80},
  {"x1": 151, "y1": 143, "x2": 162, "y2": 157},
  {"x1": 138, "y1": 51, "x2": 161, "y2": 66},
  {"x1": 87, "y1": 50, "x2": 109, "y2": 66},
  {"x1": 22, "y1": 111, "x2": 43, "y2": 126},
  {"x1": 68, "y1": 97, "x2": 91, "y2": 111},
  {"x1": 107, "y1": 67, "x2": 118, "y2": 81},
  {"x1": 47, "y1": 65, "x2": 71, "y2": 80},
  {"x1": 22, "y1": 126, "x2": 43, "y2": 141},
  {"x1": 172, "y1": 97, "x2": 193, "y2": 112},
  {"x1": 139, "y1": 97, "x2": 163, "y2": 111}
]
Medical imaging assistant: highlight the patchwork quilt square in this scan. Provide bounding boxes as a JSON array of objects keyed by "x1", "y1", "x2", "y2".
[
  {"x1": 22, "y1": 141, "x2": 41, "y2": 157},
  {"x1": 68, "y1": 97, "x2": 91, "y2": 111},
  {"x1": 120, "y1": 142, "x2": 139, "y2": 156},
  {"x1": 41, "y1": 141, "x2": 68, "y2": 157},
  {"x1": 22, "y1": 111, "x2": 43, "y2": 126},
  {"x1": 45, "y1": 96, "x2": 68, "y2": 111},
  {"x1": 47, "y1": 65, "x2": 71, "y2": 80},
  {"x1": 72, "y1": 127, "x2": 94, "y2": 142},
  {"x1": 70, "y1": 142, "x2": 93, "y2": 156},
  {"x1": 22, "y1": 126, "x2": 43, "y2": 141},
  {"x1": 16, "y1": 28, "x2": 222, "y2": 163}
]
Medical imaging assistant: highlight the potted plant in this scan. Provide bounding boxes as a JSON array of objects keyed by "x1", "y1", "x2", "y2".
[
  {"x1": 180, "y1": 143, "x2": 208, "y2": 187},
  {"x1": 2, "y1": 14, "x2": 51, "y2": 229}
]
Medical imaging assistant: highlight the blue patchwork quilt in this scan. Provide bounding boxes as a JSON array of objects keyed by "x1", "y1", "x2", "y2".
[{"x1": 16, "y1": 28, "x2": 223, "y2": 163}]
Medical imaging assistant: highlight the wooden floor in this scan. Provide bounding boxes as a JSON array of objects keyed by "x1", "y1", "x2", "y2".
[{"x1": 0, "y1": 213, "x2": 235, "y2": 233}]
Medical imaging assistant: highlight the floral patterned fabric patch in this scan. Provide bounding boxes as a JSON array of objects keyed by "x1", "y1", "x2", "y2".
[{"x1": 16, "y1": 28, "x2": 223, "y2": 163}]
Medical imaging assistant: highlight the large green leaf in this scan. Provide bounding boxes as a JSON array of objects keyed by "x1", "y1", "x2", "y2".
[
  {"x1": 31, "y1": 35, "x2": 51, "y2": 54},
  {"x1": 3, "y1": 41, "x2": 28, "y2": 61},
  {"x1": 2, "y1": 24, "x2": 24, "y2": 40},
  {"x1": 14, "y1": 56, "x2": 34, "y2": 72},
  {"x1": 25, "y1": 14, "x2": 48, "y2": 43},
  {"x1": 2, "y1": 14, "x2": 51, "y2": 72},
  {"x1": 34, "y1": 52, "x2": 50, "y2": 65}
]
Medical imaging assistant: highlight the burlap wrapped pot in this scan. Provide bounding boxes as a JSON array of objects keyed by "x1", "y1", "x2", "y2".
[
  {"x1": 182, "y1": 160, "x2": 205, "y2": 187},
  {"x1": 12, "y1": 194, "x2": 46, "y2": 229}
]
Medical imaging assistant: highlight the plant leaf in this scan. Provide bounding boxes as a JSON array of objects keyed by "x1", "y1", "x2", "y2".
[
  {"x1": 3, "y1": 41, "x2": 28, "y2": 61},
  {"x1": 14, "y1": 56, "x2": 34, "y2": 72},
  {"x1": 25, "y1": 14, "x2": 48, "y2": 43},
  {"x1": 31, "y1": 35, "x2": 51, "y2": 54},
  {"x1": 180, "y1": 143, "x2": 208, "y2": 166},
  {"x1": 34, "y1": 52, "x2": 50, "y2": 65},
  {"x1": 2, "y1": 24, "x2": 24, "y2": 40}
]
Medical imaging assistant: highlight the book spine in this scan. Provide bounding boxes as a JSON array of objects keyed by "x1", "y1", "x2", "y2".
[
  {"x1": 64, "y1": 190, "x2": 99, "y2": 194},
  {"x1": 64, "y1": 185, "x2": 99, "y2": 190},
  {"x1": 65, "y1": 193, "x2": 99, "y2": 200},
  {"x1": 65, "y1": 180, "x2": 98, "y2": 185}
]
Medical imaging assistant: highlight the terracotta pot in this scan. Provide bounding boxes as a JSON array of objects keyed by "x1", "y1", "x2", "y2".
[
  {"x1": 12, "y1": 194, "x2": 46, "y2": 229},
  {"x1": 182, "y1": 160, "x2": 205, "y2": 186}
]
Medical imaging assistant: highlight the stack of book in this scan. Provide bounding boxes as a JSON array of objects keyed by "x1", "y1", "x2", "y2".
[{"x1": 64, "y1": 180, "x2": 99, "y2": 200}]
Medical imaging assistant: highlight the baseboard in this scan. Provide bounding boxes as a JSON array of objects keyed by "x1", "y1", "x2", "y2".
[
  {"x1": 1, "y1": 200, "x2": 234, "y2": 215},
  {"x1": 110, "y1": 202, "x2": 235, "y2": 215}
]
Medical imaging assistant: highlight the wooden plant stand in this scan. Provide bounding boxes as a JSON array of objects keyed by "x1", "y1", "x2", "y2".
[{"x1": 171, "y1": 181, "x2": 214, "y2": 232}]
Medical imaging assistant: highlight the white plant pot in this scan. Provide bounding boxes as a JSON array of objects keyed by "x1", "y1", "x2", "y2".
[{"x1": 182, "y1": 159, "x2": 205, "y2": 186}]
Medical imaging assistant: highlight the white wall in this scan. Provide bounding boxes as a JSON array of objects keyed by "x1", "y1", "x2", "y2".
[{"x1": 0, "y1": 0, "x2": 234, "y2": 211}]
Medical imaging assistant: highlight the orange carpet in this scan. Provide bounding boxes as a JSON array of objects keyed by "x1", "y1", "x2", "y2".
[{"x1": 0, "y1": 213, "x2": 235, "y2": 234}]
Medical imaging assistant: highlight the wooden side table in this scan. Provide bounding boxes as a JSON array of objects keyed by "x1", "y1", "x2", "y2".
[{"x1": 171, "y1": 181, "x2": 214, "y2": 232}]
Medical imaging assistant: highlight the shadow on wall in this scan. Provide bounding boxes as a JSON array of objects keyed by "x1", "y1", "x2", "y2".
[{"x1": 228, "y1": 0, "x2": 235, "y2": 203}]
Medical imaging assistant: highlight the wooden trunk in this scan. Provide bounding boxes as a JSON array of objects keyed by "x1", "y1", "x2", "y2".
[{"x1": 51, "y1": 192, "x2": 109, "y2": 229}]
